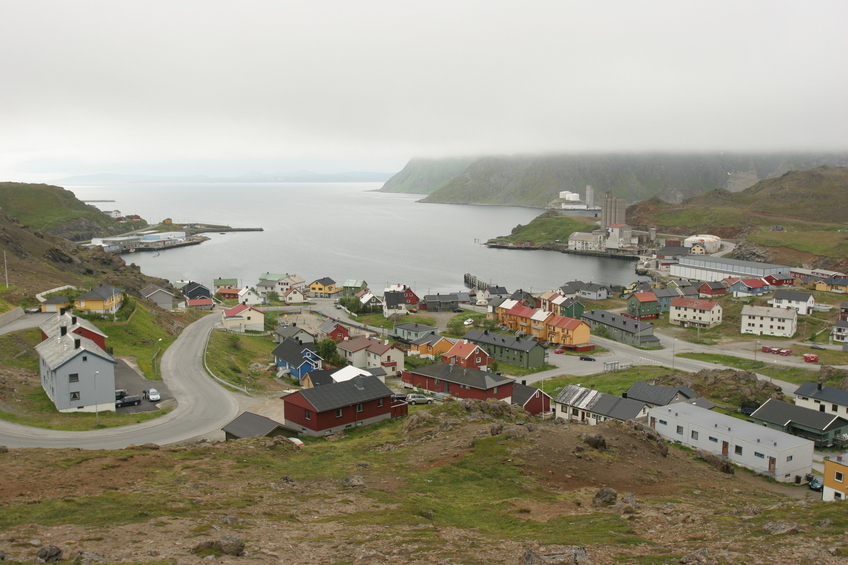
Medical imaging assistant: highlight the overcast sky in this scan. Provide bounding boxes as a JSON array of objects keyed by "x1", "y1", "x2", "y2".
[{"x1": 2, "y1": 1, "x2": 847, "y2": 181}]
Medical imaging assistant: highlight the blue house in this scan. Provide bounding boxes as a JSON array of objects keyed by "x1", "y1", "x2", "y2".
[
  {"x1": 272, "y1": 337, "x2": 323, "y2": 381},
  {"x1": 730, "y1": 278, "x2": 770, "y2": 297},
  {"x1": 652, "y1": 288, "x2": 680, "y2": 313}
]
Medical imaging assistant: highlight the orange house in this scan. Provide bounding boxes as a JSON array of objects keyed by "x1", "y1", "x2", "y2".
[{"x1": 409, "y1": 334, "x2": 454, "y2": 359}]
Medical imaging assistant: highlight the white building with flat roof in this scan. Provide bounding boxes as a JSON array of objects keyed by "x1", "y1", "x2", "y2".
[
  {"x1": 670, "y1": 255, "x2": 791, "y2": 283},
  {"x1": 648, "y1": 402, "x2": 813, "y2": 482}
]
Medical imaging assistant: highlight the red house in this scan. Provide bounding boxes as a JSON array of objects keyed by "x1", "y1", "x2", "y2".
[
  {"x1": 441, "y1": 340, "x2": 491, "y2": 370},
  {"x1": 318, "y1": 319, "x2": 350, "y2": 342},
  {"x1": 698, "y1": 281, "x2": 727, "y2": 297},
  {"x1": 403, "y1": 362, "x2": 513, "y2": 402},
  {"x1": 511, "y1": 382, "x2": 552, "y2": 415},
  {"x1": 282, "y1": 376, "x2": 401, "y2": 436},
  {"x1": 216, "y1": 287, "x2": 241, "y2": 300},
  {"x1": 38, "y1": 309, "x2": 108, "y2": 350}
]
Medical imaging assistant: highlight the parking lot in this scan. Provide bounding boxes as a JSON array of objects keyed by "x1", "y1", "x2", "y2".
[{"x1": 113, "y1": 358, "x2": 173, "y2": 414}]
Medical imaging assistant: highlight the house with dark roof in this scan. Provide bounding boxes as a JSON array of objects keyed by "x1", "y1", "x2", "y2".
[
  {"x1": 274, "y1": 323, "x2": 314, "y2": 344},
  {"x1": 336, "y1": 336, "x2": 404, "y2": 377},
  {"x1": 698, "y1": 281, "x2": 727, "y2": 298},
  {"x1": 581, "y1": 309, "x2": 660, "y2": 347},
  {"x1": 750, "y1": 398, "x2": 848, "y2": 448},
  {"x1": 309, "y1": 277, "x2": 340, "y2": 298},
  {"x1": 317, "y1": 319, "x2": 351, "y2": 342},
  {"x1": 463, "y1": 329, "x2": 546, "y2": 369},
  {"x1": 831, "y1": 319, "x2": 848, "y2": 344},
  {"x1": 511, "y1": 382, "x2": 552, "y2": 416},
  {"x1": 421, "y1": 293, "x2": 459, "y2": 312},
  {"x1": 383, "y1": 290, "x2": 408, "y2": 318},
  {"x1": 282, "y1": 375, "x2": 401, "y2": 436},
  {"x1": 771, "y1": 290, "x2": 815, "y2": 315},
  {"x1": 403, "y1": 362, "x2": 513, "y2": 402},
  {"x1": 554, "y1": 384, "x2": 649, "y2": 425},
  {"x1": 651, "y1": 287, "x2": 680, "y2": 313},
  {"x1": 182, "y1": 281, "x2": 211, "y2": 300},
  {"x1": 73, "y1": 285, "x2": 124, "y2": 314},
  {"x1": 814, "y1": 276, "x2": 848, "y2": 294},
  {"x1": 579, "y1": 284, "x2": 611, "y2": 301},
  {"x1": 392, "y1": 323, "x2": 437, "y2": 343},
  {"x1": 222, "y1": 412, "x2": 291, "y2": 440},
  {"x1": 272, "y1": 338, "x2": 323, "y2": 381},
  {"x1": 623, "y1": 381, "x2": 698, "y2": 408},
  {"x1": 40, "y1": 295, "x2": 70, "y2": 313},
  {"x1": 794, "y1": 382, "x2": 848, "y2": 420}
]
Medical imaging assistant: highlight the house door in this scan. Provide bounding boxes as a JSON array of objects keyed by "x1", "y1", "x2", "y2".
[
  {"x1": 444, "y1": 381, "x2": 449, "y2": 393},
  {"x1": 768, "y1": 457, "x2": 776, "y2": 474},
  {"x1": 650, "y1": 417, "x2": 656, "y2": 429},
  {"x1": 722, "y1": 441, "x2": 729, "y2": 457}
]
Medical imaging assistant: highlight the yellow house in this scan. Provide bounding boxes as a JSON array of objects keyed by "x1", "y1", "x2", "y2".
[
  {"x1": 815, "y1": 277, "x2": 848, "y2": 293},
  {"x1": 73, "y1": 285, "x2": 124, "y2": 314},
  {"x1": 822, "y1": 453, "x2": 848, "y2": 501},
  {"x1": 40, "y1": 295, "x2": 70, "y2": 313},
  {"x1": 409, "y1": 335, "x2": 454, "y2": 359},
  {"x1": 309, "y1": 277, "x2": 340, "y2": 297},
  {"x1": 546, "y1": 315, "x2": 591, "y2": 347}
]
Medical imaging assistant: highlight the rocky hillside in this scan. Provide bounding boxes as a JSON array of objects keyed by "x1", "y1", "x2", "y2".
[
  {"x1": 379, "y1": 152, "x2": 848, "y2": 206},
  {"x1": 0, "y1": 182, "x2": 146, "y2": 242},
  {"x1": 1, "y1": 399, "x2": 845, "y2": 564},
  {"x1": 0, "y1": 208, "x2": 170, "y2": 305}
]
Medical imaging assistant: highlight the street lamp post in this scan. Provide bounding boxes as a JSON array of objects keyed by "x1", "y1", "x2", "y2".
[
  {"x1": 755, "y1": 341, "x2": 759, "y2": 362},
  {"x1": 94, "y1": 370, "x2": 99, "y2": 427},
  {"x1": 672, "y1": 339, "x2": 677, "y2": 371}
]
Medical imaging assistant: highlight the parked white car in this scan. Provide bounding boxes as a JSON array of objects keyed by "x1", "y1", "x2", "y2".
[{"x1": 147, "y1": 388, "x2": 161, "y2": 402}]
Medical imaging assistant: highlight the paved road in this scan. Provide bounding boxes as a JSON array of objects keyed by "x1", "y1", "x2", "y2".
[{"x1": 0, "y1": 312, "x2": 239, "y2": 449}]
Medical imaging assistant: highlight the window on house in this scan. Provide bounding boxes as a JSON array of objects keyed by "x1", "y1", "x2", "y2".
[
  {"x1": 709, "y1": 436, "x2": 718, "y2": 443},
  {"x1": 754, "y1": 452, "x2": 765, "y2": 459},
  {"x1": 493, "y1": 386, "x2": 498, "y2": 394},
  {"x1": 304, "y1": 409, "x2": 311, "y2": 420},
  {"x1": 691, "y1": 430, "x2": 699, "y2": 440},
  {"x1": 69, "y1": 373, "x2": 79, "y2": 383},
  {"x1": 82, "y1": 356, "x2": 87, "y2": 362},
  {"x1": 836, "y1": 471, "x2": 844, "y2": 483},
  {"x1": 377, "y1": 398, "x2": 384, "y2": 407},
  {"x1": 676, "y1": 425, "x2": 683, "y2": 435},
  {"x1": 786, "y1": 455, "x2": 793, "y2": 462},
  {"x1": 833, "y1": 404, "x2": 838, "y2": 412},
  {"x1": 336, "y1": 408, "x2": 343, "y2": 418},
  {"x1": 356, "y1": 403, "x2": 364, "y2": 413},
  {"x1": 658, "y1": 419, "x2": 667, "y2": 425},
  {"x1": 836, "y1": 492, "x2": 843, "y2": 500},
  {"x1": 70, "y1": 392, "x2": 80, "y2": 401},
  {"x1": 734, "y1": 445, "x2": 743, "y2": 455}
]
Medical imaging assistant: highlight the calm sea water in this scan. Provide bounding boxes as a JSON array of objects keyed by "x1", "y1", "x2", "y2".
[{"x1": 68, "y1": 182, "x2": 643, "y2": 295}]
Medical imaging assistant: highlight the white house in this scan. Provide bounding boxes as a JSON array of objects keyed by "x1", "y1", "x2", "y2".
[
  {"x1": 647, "y1": 402, "x2": 814, "y2": 482},
  {"x1": 740, "y1": 305, "x2": 797, "y2": 337},
  {"x1": 794, "y1": 382, "x2": 848, "y2": 420},
  {"x1": 567, "y1": 232, "x2": 604, "y2": 251},
  {"x1": 237, "y1": 287, "x2": 266, "y2": 306},
  {"x1": 222, "y1": 304, "x2": 265, "y2": 332},
  {"x1": 604, "y1": 224, "x2": 633, "y2": 250},
  {"x1": 554, "y1": 384, "x2": 649, "y2": 425},
  {"x1": 771, "y1": 290, "x2": 815, "y2": 316},
  {"x1": 668, "y1": 297, "x2": 723, "y2": 328},
  {"x1": 283, "y1": 287, "x2": 306, "y2": 304}
]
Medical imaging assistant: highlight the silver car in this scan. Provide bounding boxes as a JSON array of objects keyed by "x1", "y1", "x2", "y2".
[{"x1": 406, "y1": 393, "x2": 434, "y2": 405}]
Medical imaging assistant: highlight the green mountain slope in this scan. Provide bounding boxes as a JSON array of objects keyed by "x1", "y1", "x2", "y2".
[
  {"x1": 0, "y1": 182, "x2": 146, "y2": 241},
  {"x1": 399, "y1": 152, "x2": 848, "y2": 206},
  {"x1": 377, "y1": 157, "x2": 476, "y2": 194}
]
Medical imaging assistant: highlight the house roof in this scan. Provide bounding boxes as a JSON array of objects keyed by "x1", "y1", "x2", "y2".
[
  {"x1": 463, "y1": 329, "x2": 544, "y2": 353},
  {"x1": 76, "y1": 285, "x2": 124, "y2": 302},
  {"x1": 632, "y1": 292, "x2": 657, "y2": 303},
  {"x1": 794, "y1": 382, "x2": 848, "y2": 406},
  {"x1": 312, "y1": 277, "x2": 336, "y2": 287},
  {"x1": 183, "y1": 281, "x2": 209, "y2": 293},
  {"x1": 546, "y1": 315, "x2": 585, "y2": 330},
  {"x1": 294, "y1": 375, "x2": 393, "y2": 412},
  {"x1": 305, "y1": 369, "x2": 336, "y2": 387},
  {"x1": 222, "y1": 412, "x2": 285, "y2": 438},
  {"x1": 700, "y1": 281, "x2": 726, "y2": 290},
  {"x1": 423, "y1": 293, "x2": 459, "y2": 302},
  {"x1": 275, "y1": 325, "x2": 314, "y2": 341},
  {"x1": 384, "y1": 291, "x2": 405, "y2": 309},
  {"x1": 411, "y1": 362, "x2": 512, "y2": 390},
  {"x1": 141, "y1": 284, "x2": 174, "y2": 299},
  {"x1": 337, "y1": 336, "x2": 397, "y2": 356},
  {"x1": 223, "y1": 303, "x2": 263, "y2": 317},
  {"x1": 670, "y1": 297, "x2": 719, "y2": 310},
  {"x1": 751, "y1": 398, "x2": 848, "y2": 432},
  {"x1": 187, "y1": 298, "x2": 214, "y2": 306},
  {"x1": 394, "y1": 323, "x2": 437, "y2": 333},
  {"x1": 773, "y1": 290, "x2": 814, "y2": 302},
  {"x1": 738, "y1": 278, "x2": 768, "y2": 288},
  {"x1": 35, "y1": 333, "x2": 116, "y2": 371},
  {"x1": 43, "y1": 295, "x2": 69, "y2": 305},
  {"x1": 653, "y1": 288, "x2": 680, "y2": 299},
  {"x1": 343, "y1": 279, "x2": 366, "y2": 288},
  {"x1": 39, "y1": 311, "x2": 107, "y2": 339},
  {"x1": 582, "y1": 309, "x2": 655, "y2": 335},
  {"x1": 625, "y1": 381, "x2": 697, "y2": 406},
  {"x1": 411, "y1": 334, "x2": 451, "y2": 348},
  {"x1": 271, "y1": 338, "x2": 318, "y2": 367},
  {"x1": 512, "y1": 382, "x2": 551, "y2": 408},
  {"x1": 213, "y1": 278, "x2": 239, "y2": 287},
  {"x1": 741, "y1": 305, "x2": 797, "y2": 320},
  {"x1": 318, "y1": 319, "x2": 346, "y2": 334},
  {"x1": 555, "y1": 384, "x2": 647, "y2": 421},
  {"x1": 443, "y1": 340, "x2": 485, "y2": 361},
  {"x1": 258, "y1": 273, "x2": 288, "y2": 282},
  {"x1": 283, "y1": 287, "x2": 303, "y2": 296},
  {"x1": 487, "y1": 286, "x2": 508, "y2": 295},
  {"x1": 649, "y1": 402, "x2": 813, "y2": 450}
]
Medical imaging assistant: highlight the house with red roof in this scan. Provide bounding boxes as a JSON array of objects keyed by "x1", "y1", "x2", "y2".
[
  {"x1": 669, "y1": 297, "x2": 723, "y2": 328},
  {"x1": 222, "y1": 303, "x2": 265, "y2": 332},
  {"x1": 440, "y1": 340, "x2": 491, "y2": 371},
  {"x1": 187, "y1": 298, "x2": 215, "y2": 310},
  {"x1": 545, "y1": 315, "x2": 592, "y2": 350},
  {"x1": 626, "y1": 292, "x2": 660, "y2": 320},
  {"x1": 336, "y1": 336, "x2": 405, "y2": 377},
  {"x1": 216, "y1": 287, "x2": 242, "y2": 301}
]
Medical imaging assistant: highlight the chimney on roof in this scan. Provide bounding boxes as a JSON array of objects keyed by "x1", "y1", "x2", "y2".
[
  {"x1": 60, "y1": 326, "x2": 67, "y2": 336},
  {"x1": 60, "y1": 307, "x2": 66, "y2": 316},
  {"x1": 74, "y1": 339, "x2": 81, "y2": 349},
  {"x1": 71, "y1": 316, "x2": 77, "y2": 324},
  {"x1": 818, "y1": 382, "x2": 823, "y2": 390}
]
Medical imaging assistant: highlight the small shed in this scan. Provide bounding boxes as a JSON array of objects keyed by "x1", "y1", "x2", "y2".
[{"x1": 222, "y1": 412, "x2": 294, "y2": 440}]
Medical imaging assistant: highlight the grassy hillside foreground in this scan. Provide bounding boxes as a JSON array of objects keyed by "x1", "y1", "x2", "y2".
[{"x1": 1, "y1": 401, "x2": 845, "y2": 564}]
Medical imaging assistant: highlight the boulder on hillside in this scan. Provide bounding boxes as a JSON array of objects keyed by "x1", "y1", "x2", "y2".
[
  {"x1": 520, "y1": 545, "x2": 592, "y2": 564},
  {"x1": 582, "y1": 433, "x2": 606, "y2": 450},
  {"x1": 36, "y1": 546, "x2": 62, "y2": 563},
  {"x1": 592, "y1": 487, "x2": 618, "y2": 506}
]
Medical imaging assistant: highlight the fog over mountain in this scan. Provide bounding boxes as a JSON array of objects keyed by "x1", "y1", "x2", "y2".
[{"x1": 1, "y1": 1, "x2": 846, "y2": 182}]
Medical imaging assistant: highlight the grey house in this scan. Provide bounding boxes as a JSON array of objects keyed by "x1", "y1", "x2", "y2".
[
  {"x1": 35, "y1": 329, "x2": 117, "y2": 413},
  {"x1": 392, "y1": 323, "x2": 438, "y2": 343},
  {"x1": 581, "y1": 309, "x2": 661, "y2": 347},
  {"x1": 422, "y1": 293, "x2": 459, "y2": 312},
  {"x1": 750, "y1": 398, "x2": 848, "y2": 448},
  {"x1": 274, "y1": 323, "x2": 315, "y2": 344},
  {"x1": 223, "y1": 412, "x2": 292, "y2": 440},
  {"x1": 141, "y1": 284, "x2": 175, "y2": 310},
  {"x1": 463, "y1": 329, "x2": 547, "y2": 369},
  {"x1": 624, "y1": 381, "x2": 701, "y2": 408}
]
